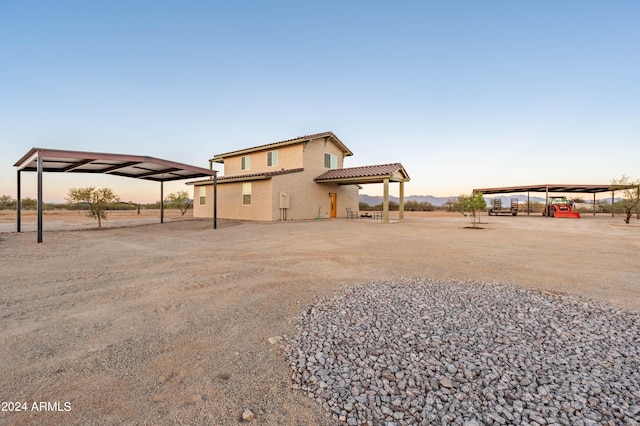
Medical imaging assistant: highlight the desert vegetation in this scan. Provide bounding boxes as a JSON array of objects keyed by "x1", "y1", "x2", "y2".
[
  {"x1": 452, "y1": 192, "x2": 487, "y2": 228},
  {"x1": 359, "y1": 200, "x2": 436, "y2": 211},
  {"x1": 0, "y1": 191, "x2": 193, "y2": 213},
  {"x1": 164, "y1": 190, "x2": 193, "y2": 216},
  {"x1": 611, "y1": 175, "x2": 640, "y2": 224},
  {"x1": 66, "y1": 187, "x2": 121, "y2": 228}
]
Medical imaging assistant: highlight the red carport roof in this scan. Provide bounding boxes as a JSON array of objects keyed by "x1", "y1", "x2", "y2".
[{"x1": 14, "y1": 147, "x2": 216, "y2": 181}]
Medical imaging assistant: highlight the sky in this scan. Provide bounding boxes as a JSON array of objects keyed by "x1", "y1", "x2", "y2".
[{"x1": 1, "y1": 0, "x2": 639, "y2": 203}]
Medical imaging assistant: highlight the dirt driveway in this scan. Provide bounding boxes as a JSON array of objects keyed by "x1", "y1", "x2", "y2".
[{"x1": 1, "y1": 212, "x2": 638, "y2": 425}]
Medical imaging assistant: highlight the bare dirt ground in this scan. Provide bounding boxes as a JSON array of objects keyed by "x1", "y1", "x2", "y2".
[{"x1": 1, "y1": 210, "x2": 638, "y2": 425}]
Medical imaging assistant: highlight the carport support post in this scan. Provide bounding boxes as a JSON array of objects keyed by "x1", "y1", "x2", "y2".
[
  {"x1": 383, "y1": 178, "x2": 389, "y2": 222},
  {"x1": 545, "y1": 187, "x2": 549, "y2": 218},
  {"x1": 593, "y1": 193, "x2": 596, "y2": 216},
  {"x1": 213, "y1": 174, "x2": 217, "y2": 229},
  {"x1": 160, "y1": 181, "x2": 164, "y2": 224},
  {"x1": 527, "y1": 192, "x2": 530, "y2": 216},
  {"x1": 37, "y1": 153, "x2": 43, "y2": 243},
  {"x1": 399, "y1": 181, "x2": 404, "y2": 221},
  {"x1": 611, "y1": 190, "x2": 615, "y2": 217},
  {"x1": 16, "y1": 169, "x2": 21, "y2": 232}
]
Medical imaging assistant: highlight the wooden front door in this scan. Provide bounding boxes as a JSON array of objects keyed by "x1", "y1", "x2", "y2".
[{"x1": 330, "y1": 192, "x2": 337, "y2": 218}]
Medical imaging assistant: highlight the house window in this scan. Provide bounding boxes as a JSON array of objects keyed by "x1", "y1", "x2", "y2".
[
  {"x1": 242, "y1": 182, "x2": 252, "y2": 205},
  {"x1": 241, "y1": 155, "x2": 250, "y2": 171},
  {"x1": 324, "y1": 153, "x2": 338, "y2": 169},
  {"x1": 267, "y1": 150, "x2": 278, "y2": 167},
  {"x1": 199, "y1": 187, "x2": 206, "y2": 205}
]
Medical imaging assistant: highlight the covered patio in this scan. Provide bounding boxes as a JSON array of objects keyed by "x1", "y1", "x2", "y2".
[
  {"x1": 14, "y1": 147, "x2": 217, "y2": 242},
  {"x1": 315, "y1": 163, "x2": 410, "y2": 222}
]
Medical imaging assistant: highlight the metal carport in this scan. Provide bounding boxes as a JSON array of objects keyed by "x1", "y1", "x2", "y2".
[
  {"x1": 14, "y1": 147, "x2": 217, "y2": 243},
  {"x1": 472, "y1": 184, "x2": 640, "y2": 217}
]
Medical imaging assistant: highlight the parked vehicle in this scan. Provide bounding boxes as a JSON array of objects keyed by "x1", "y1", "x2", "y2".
[
  {"x1": 542, "y1": 196, "x2": 580, "y2": 218},
  {"x1": 488, "y1": 198, "x2": 518, "y2": 216}
]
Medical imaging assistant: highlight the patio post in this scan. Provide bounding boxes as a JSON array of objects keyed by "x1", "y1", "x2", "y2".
[
  {"x1": 399, "y1": 181, "x2": 404, "y2": 221},
  {"x1": 383, "y1": 178, "x2": 389, "y2": 222}
]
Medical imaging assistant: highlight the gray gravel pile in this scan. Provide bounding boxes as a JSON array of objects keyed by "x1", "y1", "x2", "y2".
[{"x1": 282, "y1": 277, "x2": 640, "y2": 425}]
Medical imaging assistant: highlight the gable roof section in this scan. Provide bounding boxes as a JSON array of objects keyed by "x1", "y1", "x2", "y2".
[
  {"x1": 187, "y1": 168, "x2": 304, "y2": 185},
  {"x1": 211, "y1": 131, "x2": 353, "y2": 163},
  {"x1": 315, "y1": 163, "x2": 410, "y2": 185}
]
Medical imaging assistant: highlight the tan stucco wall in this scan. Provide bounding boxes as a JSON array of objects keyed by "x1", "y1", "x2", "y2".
[
  {"x1": 301, "y1": 135, "x2": 346, "y2": 176},
  {"x1": 192, "y1": 177, "x2": 359, "y2": 221},
  {"x1": 271, "y1": 172, "x2": 358, "y2": 220},
  {"x1": 222, "y1": 144, "x2": 304, "y2": 176},
  {"x1": 215, "y1": 180, "x2": 274, "y2": 221},
  {"x1": 192, "y1": 183, "x2": 214, "y2": 219}
]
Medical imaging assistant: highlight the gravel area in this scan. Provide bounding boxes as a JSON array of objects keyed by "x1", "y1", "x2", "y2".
[{"x1": 283, "y1": 277, "x2": 640, "y2": 426}]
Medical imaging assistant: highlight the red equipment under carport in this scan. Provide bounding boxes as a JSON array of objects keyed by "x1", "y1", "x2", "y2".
[{"x1": 542, "y1": 196, "x2": 581, "y2": 218}]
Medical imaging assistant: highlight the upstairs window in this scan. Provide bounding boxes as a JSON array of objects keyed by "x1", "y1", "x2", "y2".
[
  {"x1": 267, "y1": 150, "x2": 278, "y2": 167},
  {"x1": 241, "y1": 155, "x2": 250, "y2": 171},
  {"x1": 324, "y1": 153, "x2": 338, "y2": 169}
]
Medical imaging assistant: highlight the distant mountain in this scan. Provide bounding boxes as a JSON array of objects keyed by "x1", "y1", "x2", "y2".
[{"x1": 359, "y1": 194, "x2": 550, "y2": 207}]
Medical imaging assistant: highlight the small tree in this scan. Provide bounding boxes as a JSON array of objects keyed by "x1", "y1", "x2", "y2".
[
  {"x1": 66, "y1": 187, "x2": 120, "y2": 228},
  {"x1": 453, "y1": 192, "x2": 487, "y2": 228},
  {"x1": 611, "y1": 175, "x2": 640, "y2": 224},
  {"x1": 165, "y1": 190, "x2": 193, "y2": 216}
]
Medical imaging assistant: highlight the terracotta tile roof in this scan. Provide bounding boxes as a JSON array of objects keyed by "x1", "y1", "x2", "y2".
[
  {"x1": 186, "y1": 168, "x2": 304, "y2": 185},
  {"x1": 315, "y1": 163, "x2": 408, "y2": 181},
  {"x1": 211, "y1": 131, "x2": 352, "y2": 162}
]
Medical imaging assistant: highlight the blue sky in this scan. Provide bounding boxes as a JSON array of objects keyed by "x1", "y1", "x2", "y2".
[{"x1": 1, "y1": 0, "x2": 638, "y2": 202}]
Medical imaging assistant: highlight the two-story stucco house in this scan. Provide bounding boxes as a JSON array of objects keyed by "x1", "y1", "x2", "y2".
[{"x1": 188, "y1": 131, "x2": 409, "y2": 222}]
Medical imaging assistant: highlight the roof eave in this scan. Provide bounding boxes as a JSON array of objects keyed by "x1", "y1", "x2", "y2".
[
  {"x1": 210, "y1": 132, "x2": 353, "y2": 163},
  {"x1": 210, "y1": 139, "x2": 306, "y2": 163}
]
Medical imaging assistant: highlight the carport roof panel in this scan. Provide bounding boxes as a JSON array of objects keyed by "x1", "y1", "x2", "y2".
[
  {"x1": 14, "y1": 148, "x2": 216, "y2": 182},
  {"x1": 473, "y1": 184, "x2": 635, "y2": 195}
]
